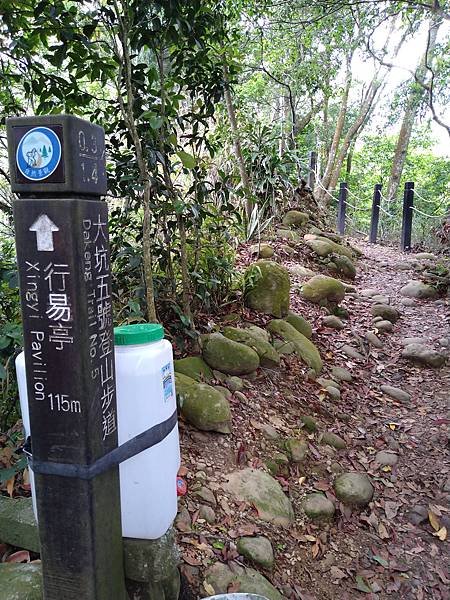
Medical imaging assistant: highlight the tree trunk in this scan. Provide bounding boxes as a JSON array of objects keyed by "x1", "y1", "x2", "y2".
[
  {"x1": 223, "y1": 64, "x2": 253, "y2": 219},
  {"x1": 386, "y1": 17, "x2": 441, "y2": 202},
  {"x1": 315, "y1": 54, "x2": 353, "y2": 205},
  {"x1": 116, "y1": 10, "x2": 157, "y2": 322}
]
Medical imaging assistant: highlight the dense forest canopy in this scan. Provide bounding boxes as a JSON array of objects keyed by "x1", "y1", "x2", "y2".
[{"x1": 0, "y1": 0, "x2": 449, "y2": 423}]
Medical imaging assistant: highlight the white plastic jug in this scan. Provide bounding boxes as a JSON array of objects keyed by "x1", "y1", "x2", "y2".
[
  {"x1": 114, "y1": 322, "x2": 180, "y2": 539},
  {"x1": 15, "y1": 322, "x2": 180, "y2": 540}
]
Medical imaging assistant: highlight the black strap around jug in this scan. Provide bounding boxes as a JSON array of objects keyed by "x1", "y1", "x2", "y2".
[{"x1": 22, "y1": 409, "x2": 178, "y2": 481}]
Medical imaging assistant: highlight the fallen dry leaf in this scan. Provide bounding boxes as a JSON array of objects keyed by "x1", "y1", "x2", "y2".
[{"x1": 428, "y1": 510, "x2": 441, "y2": 532}]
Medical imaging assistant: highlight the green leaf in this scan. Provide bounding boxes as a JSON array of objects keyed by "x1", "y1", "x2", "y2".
[
  {"x1": 0, "y1": 456, "x2": 27, "y2": 483},
  {"x1": 371, "y1": 555, "x2": 389, "y2": 567},
  {"x1": 355, "y1": 575, "x2": 372, "y2": 593},
  {"x1": 0, "y1": 362, "x2": 6, "y2": 380},
  {"x1": 212, "y1": 541, "x2": 225, "y2": 550},
  {"x1": 176, "y1": 150, "x2": 196, "y2": 169}
]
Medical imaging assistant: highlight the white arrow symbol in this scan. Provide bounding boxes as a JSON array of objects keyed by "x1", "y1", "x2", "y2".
[{"x1": 29, "y1": 214, "x2": 59, "y2": 251}]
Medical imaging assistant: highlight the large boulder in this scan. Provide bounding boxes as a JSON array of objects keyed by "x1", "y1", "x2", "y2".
[
  {"x1": 267, "y1": 319, "x2": 322, "y2": 374},
  {"x1": 334, "y1": 472, "x2": 374, "y2": 506},
  {"x1": 301, "y1": 275, "x2": 345, "y2": 307},
  {"x1": 175, "y1": 373, "x2": 231, "y2": 433},
  {"x1": 174, "y1": 356, "x2": 214, "y2": 383},
  {"x1": 371, "y1": 304, "x2": 400, "y2": 323},
  {"x1": 225, "y1": 468, "x2": 294, "y2": 526},
  {"x1": 401, "y1": 343, "x2": 446, "y2": 368},
  {"x1": 202, "y1": 332, "x2": 260, "y2": 375},
  {"x1": 285, "y1": 311, "x2": 313, "y2": 339},
  {"x1": 400, "y1": 280, "x2": 438, "y2": 299},
  {"x1": 245, "y1": 260, "x2": 290, "y2": 318},
  {"x1": 282, "y1": 210, "x2": 309, "y2": 227},
  {"x1": 223, "y1": 326, "x2": 280, "y2": 368},
  {"x1": 204, "y1": 562, "x2": 284, "y2": 600}
]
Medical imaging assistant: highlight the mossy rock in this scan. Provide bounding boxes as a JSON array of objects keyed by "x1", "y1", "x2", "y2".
[
  {"x1": 0, "y1": 564, "x2": 42, "y2": 600},
  {"x1": 249, "y1": 243, "x2": 275, "y2": 259},
  {"x1": 330, "y1": 254, "x2": 356, "y2": 280},
  {"x1": 175, "y1": 373, "x2": 231, "y2": 433},
  {"x1": 246, "y1": 324, "x2": 270, "y2": 343},
  {"x1": 277, "y1": 228, "x2": 300, "y2": 241},
  {"x1": 303, "y1": 493, "x2": 335, "y2": 521},
  {"x1": 282, "y1": 210, "x2": 309, "y2": 228},
  {"x1": 174, "y1": 356, "x2": 214, "y2": 383},
  {"x1": 285, "y1": 311, "x2": 313, "y2": 339},
  {"x1": 301, "y1": 415, "x2": 318, "y2": 432},
  {"x1": 223, "y1": 327, "x2": 280, "y2": 368},
  {"x1": 285, "y1": 438, "x2": 308, "y2": 462},
  {"x1": 245, "y1": 260, "x2": 290, "y2": 318},
  {"x1": 321, "y1": 431, "x2": 346, "y2": 449},
  {"x1": 267, "y1": 319, "x2": 322, "y2": 374},
  {"x1": 205, "y1": 562, "x2": 284, "y2": 600},
  {"x1": 301, "y1": 275, "x2": 345, "y2": 307},
  {"x1": 305, "y1": 235, "x2": 353, "y2": 259},
  {"x1": 202, "y1": 332, "x2": 260, "y2": 375},
  {"x1": 371, "y1": 304, "x2": 400, "y2": 323},
  {"x1": 334, "y1": 472, "x2": 374, "y2": 506},
  {"x1": 236, "y1": 536, "x2": 275, "y2": 569}
]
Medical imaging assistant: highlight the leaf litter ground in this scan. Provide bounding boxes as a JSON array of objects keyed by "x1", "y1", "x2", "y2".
[{"x1": 177, "y1": 239, "x2": 450, "y2": 599}]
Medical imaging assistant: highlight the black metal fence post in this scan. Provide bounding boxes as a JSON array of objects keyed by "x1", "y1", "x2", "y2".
[
  {"x1": 337, "y1": 182, "x2": 347, "y2": 235},
  {"x1": 307, "y1": 151, "x2": 317, "y2": 189},
  {"x1": 369, "y1": 183, "x2": 382, "y2": 243},
  {"x1": 401, "y1": 181, "x2": 414, "y2": 252}
]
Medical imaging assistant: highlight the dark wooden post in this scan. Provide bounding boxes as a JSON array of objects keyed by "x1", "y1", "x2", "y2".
[
  {"x1": 7, "y1": 115, "x2": 126, "y2": 600},
  {"x1": 401, "y1": 181, "x2": 414, "y2": 252},
  {"x1": 307, "y1": 151, "x2": 317, "y2": 189},
  {"x1": 337, "y1": 182, "x2": 347, "y2": 235},
  {"x1": 369, "y1": 183, "x2": 382, "y2": 243}
]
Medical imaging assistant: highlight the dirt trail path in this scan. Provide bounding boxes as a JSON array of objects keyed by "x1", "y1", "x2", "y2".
[{"x1": 178, "y1": 240, "x2": 450, "y2": 600}]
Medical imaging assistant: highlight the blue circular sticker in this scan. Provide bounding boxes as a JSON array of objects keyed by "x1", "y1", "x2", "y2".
[{"x1": 16, "y1": 126, "x2": 61, "y2": 181}]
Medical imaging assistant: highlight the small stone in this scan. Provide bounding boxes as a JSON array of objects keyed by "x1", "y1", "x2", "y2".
[
  {"x1": 400, "y1": 337, "x2": 426, "y2": 346},
  {"x1": 198, "y1": 505, "x2": 216, "y2": 524},
  {"x1": 321, "y1": 432, "x2": 346, "y2": 449},
  {"x1": 249, "y1": 243, "x2": 275, "y2": 259},
  {"x1": 273, "y1": 452, "x2": 289, "y2": 465},
  {"x1": 331, "y1": 366, "x2": 353, "y2": 382},
  {"x1": 402, "y1": 343, "x2": 446, "y2": 368},
  {"x1": 322, "y1": 315, "x2": 345, "y2": 329},
  {"x1": 234, "y1": 391, "x2": 248, "y2": 403},
  {"x1": 375, "y1": 320, "x2": 394, "y2": 333},
  {"x1": 372, "y1": 316, "x2": 384, "y2": 323},
  {"x1": 301, "y1": 415, "x2": 318, "y2": 432},
  {"x1": 341, "y1": 344, "x2": 365, "y2": 361},
  {"x1": 317, "y1": 377, "x2": 340, "y2": 390},
  {"x1": 334, "y1": 472, "x2": 374, "y2": 506},
  {"x1": 371, "y1": 304, "x2": 400, "y2": 323},
  {"x1": 303, "y1": 493, "x2": 335, "y2": 520},
  {"x1": 237, "y1": 536, "x2": 275, "y2": 569},
  {"x1": 226, "y1": 376, "x2": 244, "y2": 392},
  {"x1": 261, "y1": 424, "x2": 279, "y2": 440},
  {"x1": 175, "y1": 506, "x2": 192, "y2": 532},
  {"x1": 194, "y1": 486, "x2": 216, "y2": 506},
  {"x1": 326, "y1": 386, "x2": 341, "y2": 401},
  {"x1": 214, "y1": 385, "x2": 232, "y2": 400},
  {"x1": 401, "y1": 297, "x2": 416, "y2": 306},
  {"x1": 370, "y1": 294, "x2": 390, "y2": 304},
  {"x1": 273, "y1": 338, "x2": 296, "y2": 355},
  {"x1": 225, "y1": 468, "x2": 294, "y2": 526},
  {"x1": 285, "y1": 438, "x2": 309, "y2": 462},
  {"x1": 365, "y1": 331, "x2": 383, "y2": 348},
  {"x1": 280, "y1": 244, "x2": 296, "y2": 256},
  {"x1": 407, "y1": 504, "x2": 428, "y2": 525},
  {"x1": 374, "y1": 451, "x2": 398, "y2": 466},
  {"x1": 204, "y1": 562, "x2": 283, "y2": 599},
  {"x1": 443, "y1": 478, "x2": 450, "y2": 493},
  {"x1": 380, "y1": 385, "x2": 411, "y2": 403},
  {"x1": 360, "y1": 288, "x2": 379, "y2": 297},
  {"x1": 400, "y1": 280, "x2": 437, "y2": 299}
]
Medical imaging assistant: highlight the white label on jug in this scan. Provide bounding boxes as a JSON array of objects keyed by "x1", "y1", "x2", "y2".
[{"x1": 162, "y1": 363, "x2": 173, "y2": 403}]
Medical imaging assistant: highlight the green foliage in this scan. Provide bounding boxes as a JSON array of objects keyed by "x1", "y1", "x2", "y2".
[{"x1": 0, "y1": 241, "x2": 22, "y2": 429}]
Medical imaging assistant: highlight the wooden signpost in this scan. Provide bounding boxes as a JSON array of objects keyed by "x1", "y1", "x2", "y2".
[{"x1": 7, "y1": 115, "x2": 126, "y2": 599}]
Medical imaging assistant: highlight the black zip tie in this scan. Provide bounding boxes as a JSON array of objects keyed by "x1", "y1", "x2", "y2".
[{"x1": 27, "y1": 409, "x2": 178, "y2": 481}]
